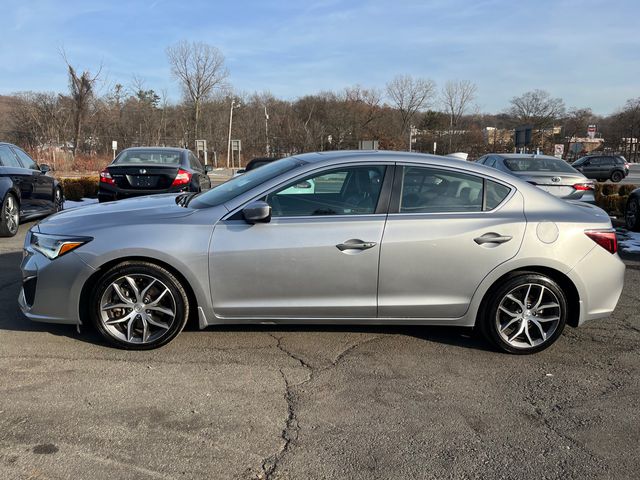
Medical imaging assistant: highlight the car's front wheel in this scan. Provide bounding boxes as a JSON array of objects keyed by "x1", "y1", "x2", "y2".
[
  {"x1": 611, "y1": 170, "x2": 624, "y2": 183},
  {"x1": 626, "y1": 197, "x2": 640, "y2": 232},
  {"x1": 54, "y1": 187, "x2": 64, "y2": 212},
  {"x1": 90, "y1": 262, "x2": 190, "y2": 349},
  {"x1": 480, "y1": 273, "x2": 568, "y2": 354},
  {"x1": 0, "y1": 193, "x2": 19, "y2": 237}
]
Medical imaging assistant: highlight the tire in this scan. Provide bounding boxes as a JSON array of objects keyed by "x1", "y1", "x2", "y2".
[
  {"x1": 626, "y1": 197, "x2": 640, "y2": 232},
  {"x1": 480, "y1": 273, "x2": 568, "y2": 354},
  {"x1": 54, "y1": 187, "x2": 64, "y2": 212},
  {"x1": 90, "y1": 261, "x2": 190, "y2": 350},
  {"x1": 0, "y1": 193, "x2": 19, "y2": 238},
  {"x1": 611, "y1": 170, "x2": 623, "y2": 183}
]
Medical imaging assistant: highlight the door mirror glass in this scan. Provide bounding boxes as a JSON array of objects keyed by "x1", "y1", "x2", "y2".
[
  {"x1": 204, "y1": 165, "x2": 213, "y2": 172},
  {"x1": 242, "y1": 200, "x2": 271, "y2": 224},
  {"x1": 40, "y1": 164, "x2": 51, "y2": 173}
]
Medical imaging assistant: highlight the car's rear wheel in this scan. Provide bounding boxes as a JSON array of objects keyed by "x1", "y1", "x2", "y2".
[
  {"x1": 611, "y1": 171, "x2": 623, "y2": 183},
  {"x1": 90, "y1": 262, "x2": 189, "y2": 349},
  {"x1": 626, "y1": 197, "x2": 640, "y2": 232},
  {"x1": 480, "y1": 273, "x2": 567, "y2": 354},
  {"x1": 0, "y1": 193, "x2": 19, "y2": 237}
]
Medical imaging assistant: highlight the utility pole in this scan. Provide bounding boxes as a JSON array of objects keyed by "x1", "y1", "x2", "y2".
[
  {"x1": 264, "y1": 105, "x2": 270, "y2": 156},
  {"x1": 226, "y1": 99, "x2": 235, "y2": 169}
]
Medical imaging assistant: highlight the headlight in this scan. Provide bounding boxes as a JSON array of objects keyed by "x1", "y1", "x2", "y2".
[{"x1": 31, "y1": 232, "x2": 92, "y2": 260}]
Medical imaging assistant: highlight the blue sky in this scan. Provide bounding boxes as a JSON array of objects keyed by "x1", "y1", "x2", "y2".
[{"x1": 1, "y1": 0, "x2": 638, "y2": 114}]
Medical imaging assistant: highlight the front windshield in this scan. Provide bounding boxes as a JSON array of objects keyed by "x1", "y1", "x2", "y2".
[
  {"x1": 504, "y1": 157, "x2": 577, "y2": 173},
  {"x1": 115, "y1": 150, "x2": 182, "y2": 165},
  {"x1": 189, "y1": 157, "x2": 304, "y2": 208}
]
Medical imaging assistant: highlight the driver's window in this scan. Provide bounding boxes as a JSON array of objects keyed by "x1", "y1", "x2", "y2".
[{"x1": 266, "y1": 165, "x2": 386, "y2": 217}]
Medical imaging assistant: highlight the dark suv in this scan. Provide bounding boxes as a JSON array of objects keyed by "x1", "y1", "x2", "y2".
[
  {"x1": 572, "y1": 154, "x2": 629, "y2": 182},
  {"x1": 0, "y1": 142, "x2": 63, "y2": 237}
]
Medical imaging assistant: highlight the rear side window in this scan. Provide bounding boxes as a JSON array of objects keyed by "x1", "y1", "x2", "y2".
[
  {"x1": 12, "y1": 147, "x2": 37, "y2": 169},
  {"x1": 400, "y1": 167, "x2": 483, "y2": 213},
  {"x1": 0, "y1": 145, "x2": 22, "y2": 168},
  {"x1": 485, "y1": 180, "x2": 511, "y2": 210},
  {"x1": 485, "y1": 157, "x2": 497, "y2": 168}
]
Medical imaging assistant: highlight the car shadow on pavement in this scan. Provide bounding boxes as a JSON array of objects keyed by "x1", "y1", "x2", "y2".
[{"x1": 0, "y1": 248, "x2": 495, "y2": 352}]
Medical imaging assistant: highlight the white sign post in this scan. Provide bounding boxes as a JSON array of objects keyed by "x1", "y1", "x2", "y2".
[
  {"x1": 554, "y1": 144, "x2": 564, "y2": 158},
  {"x1": 112, "y1": 140, "x2": 118, "y2": 159}
]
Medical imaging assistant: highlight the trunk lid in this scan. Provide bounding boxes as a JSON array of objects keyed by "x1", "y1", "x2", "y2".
[
  {"x1": 514, "y1": 172, "x2": 589, "y2": 198},
  {"x1": 107, "y1": 164, "x2": 180, "y2": 190}
]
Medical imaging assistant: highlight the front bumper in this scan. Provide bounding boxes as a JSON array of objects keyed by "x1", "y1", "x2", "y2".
[{"x1": 19, "y1": 234, "x2": 96, "y2": 325}]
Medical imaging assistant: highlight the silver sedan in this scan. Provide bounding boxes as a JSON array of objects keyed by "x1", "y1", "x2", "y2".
[{"x1": 19, "y1": 151, "x2": 625, "y2": 353}]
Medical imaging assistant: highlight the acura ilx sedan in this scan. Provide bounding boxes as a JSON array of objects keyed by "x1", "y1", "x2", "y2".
[{"x1": 20, "y1": 151, "x2": 624, "y2": 354}]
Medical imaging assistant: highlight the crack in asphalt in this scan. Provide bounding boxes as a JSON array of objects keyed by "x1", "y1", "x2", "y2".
[{"x1": 256, "y1": 333, "x2": 383, "y2": 479}]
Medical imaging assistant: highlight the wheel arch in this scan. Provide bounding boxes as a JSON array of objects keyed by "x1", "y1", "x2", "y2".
[
  {"x1": 79, "y1": 256, "x2": 200, "y2": 328},
  {"x1": 476, "y1": 266, "x2": 580, "y2": 328}
]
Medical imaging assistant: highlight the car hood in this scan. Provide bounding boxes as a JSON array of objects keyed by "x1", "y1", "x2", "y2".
[{"x1": 36, "y1": 194, "x2": 195, "y2": 235}]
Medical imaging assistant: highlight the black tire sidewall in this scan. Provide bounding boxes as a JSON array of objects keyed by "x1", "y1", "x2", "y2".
[
  {"x1": 481, "y1": 273, "x2": 568, "y2": 354},
  {"x1": 0, "y1": 194, "x2": 18, "y2": 237},
  {"x1": 90, "y1": 262, "x2": 189, "y2": 350},
  {"x1": 611, "y1": 171, "x2": 623, "y2": 182},
  {"x1": 627, "y1": 198, "x2": 640, "y2": 231}
]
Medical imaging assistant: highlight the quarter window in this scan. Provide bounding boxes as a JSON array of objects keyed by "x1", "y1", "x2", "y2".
[
  {"x1": 485, "y1": 180, "x2": 511, "y2": 210},
  {"x1": 266, "y1": 165, "x2": 386, "y2": 217}
]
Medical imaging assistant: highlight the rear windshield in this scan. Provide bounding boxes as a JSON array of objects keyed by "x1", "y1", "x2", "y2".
[
  {"x1": 114, "y1": 150, "x2": 182, "y2": 165},
  {"x1": 504, "y1": 157, "x2": 577, "y2": 173},
  {"x1": 189, "y1": 157, "x2": 304, "y2": 209}
]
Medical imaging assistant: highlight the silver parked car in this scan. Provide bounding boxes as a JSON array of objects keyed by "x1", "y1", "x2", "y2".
[
  {"x1": 476, "y1": 153, "x2": 595, "y2": 203},
  {"x1": 19, "y1": 151, "x2": 624, "y2": 354}
]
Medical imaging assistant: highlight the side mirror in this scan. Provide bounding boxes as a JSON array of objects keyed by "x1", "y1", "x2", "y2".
[
  {"x1": 204, "y1": 165, "x2": 213, "y2": 173},
  {"x1": 242, "y1": 201, "x2": 271, "y2": 224},
  {"x1": 294, "y1": 180, "x2": 312, "y2": 189},
  {"x1": 40, "y1": 164, "x2": 51, "y2": 173}
]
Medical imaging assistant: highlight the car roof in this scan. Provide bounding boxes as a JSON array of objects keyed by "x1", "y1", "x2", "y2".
[{"x1": 122, "y1": 146, "x2": 189, "y2": 153}]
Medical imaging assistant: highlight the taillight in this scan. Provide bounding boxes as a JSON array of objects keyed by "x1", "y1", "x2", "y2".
[
  {"x1": 585, "y1": 229, "x2": 617, "y2": 254},
  {"x1": 573, "y1": 182, "x2": 594, "y2": 191},
  {"x1": 99, "y1": 169, "x2": 115, "y2": 185},
  {"x1": 171, "y1": 169, "x2": 192, "y2": 187}
]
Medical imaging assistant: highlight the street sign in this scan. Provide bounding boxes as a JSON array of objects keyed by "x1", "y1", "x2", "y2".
[
  {"x1": 554, "y1": 144, "x2": 564, "y2": 158},
  {"x1": 231, "y1": 139, "x2": 241, "y2": 152},
  {"x1": 111, "y1": 140, "x2": 117, "y2": 151},
  {"x1": 587, "y1": 124, "x2": 597, "y2": 139}
]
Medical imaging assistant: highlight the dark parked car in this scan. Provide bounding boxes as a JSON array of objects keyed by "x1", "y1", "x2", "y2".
[
  {"x1": 99, "y1": 147, "x2": 212, "y2": 203},
  {"x1": 234, "y1": 157, "x2": 278, "y2": 176},
  {"x1": 572, "y1": 154, "x2": 629, "y2": 182},
  {"x1": 625, "y1": 188, "x2": 640, "y2": 231},
  {"x1": 476, "y1": 153, "x2": 595, "y2": 203},
  {"x1": 0, "y1": 142, "x2": 63, "y2": 237}
]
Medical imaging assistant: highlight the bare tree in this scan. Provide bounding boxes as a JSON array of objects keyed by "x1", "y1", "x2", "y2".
[
  {"x1": 166, "y1": 40, "x2": 229, "y2": 143},
  {"x1": 507, "y1": 89, "x2": 565, "y2": 130},
  {"x1": 386, "y1": 75, "x2": 436, "y2": 145},
  {"x1": 62, "y1": 53, "x2": 101, "y2": 155},
  {"x1": 441, "y1": 80, "x2": 477, "y2": 152}
]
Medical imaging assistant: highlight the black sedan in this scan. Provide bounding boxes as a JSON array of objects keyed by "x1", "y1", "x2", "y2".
[
  {"x1": 0, "y1": 142, "x2": 63, "y2": 237},
  {"x1": 98, "y1": 147, "x2": 212, "y2": 203}
]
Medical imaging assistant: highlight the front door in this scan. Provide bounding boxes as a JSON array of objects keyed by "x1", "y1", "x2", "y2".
[
  {"x1": 210, "y1": 164, "x2": 390, "y2": 318},
  {"x1": 378, "y1": 165, "x2": 526, "y2": 318}
]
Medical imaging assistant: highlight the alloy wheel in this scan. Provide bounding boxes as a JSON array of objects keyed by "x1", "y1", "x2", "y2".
[
  {"x1": 54, "y1": 188, "x2": 63, "y2": 212},
  {"x1": 4, "y1": 195, "x2": 19, "y2": 234},
  {"x1": 99, "y1": 274, "x2": 177, "y2": 344},
  {"x1": 495, "y1": 283, "x2": 562, "y2": 349}
]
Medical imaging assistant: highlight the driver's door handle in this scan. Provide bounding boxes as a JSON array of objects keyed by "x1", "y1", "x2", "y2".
[
  {"x1": 474, "y1": 233, "x2": 513, "y2": 245},
  {"x1": 336, "y1": 240, "x2": 377, "y2": 251}
]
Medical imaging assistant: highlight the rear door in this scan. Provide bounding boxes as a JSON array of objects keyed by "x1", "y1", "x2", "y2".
[
  {"x1": 378, "y1": 164, "x2": 525, "y2": 319},
  {"x1": 11, "y1": 147, "x2": 52, "y2": 212},
  {"x1": 189, "y1": 152, "x2": 211, "y2": 191},
  {"x1": 209, "y1": 163, "x2": 391, "y2": 318}
]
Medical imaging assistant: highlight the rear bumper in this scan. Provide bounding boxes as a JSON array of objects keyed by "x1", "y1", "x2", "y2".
[
  {"x1": 567, "y1": 246, "x2": 625, "y2": 326},
  {"x1": 98, "y1": 184, "x2": 193, "y2": 202}
]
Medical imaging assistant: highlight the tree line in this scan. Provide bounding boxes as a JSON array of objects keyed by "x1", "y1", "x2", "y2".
[{"x1": 0, "y1": 40, "x2": 638, "y2": 170}]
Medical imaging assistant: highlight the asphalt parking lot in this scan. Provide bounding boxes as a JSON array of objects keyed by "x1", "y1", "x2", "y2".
[{"x1": 1, "y1": 223, "x2": 639, "y2": 480}]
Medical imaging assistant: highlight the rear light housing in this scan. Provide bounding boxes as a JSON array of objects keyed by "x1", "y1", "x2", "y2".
[
  {"x1": 99, "y1": 169, "x2": 115, "y2": 185},
  {"x1": 573, "y1": 182, "x2": 594, "y2": 191},
  {"x1": 585, "y1": 229, "x2": 617, "y2": 254},
  {"x1": 171, "y1": 169, "x2": 192, "y2": 187}
]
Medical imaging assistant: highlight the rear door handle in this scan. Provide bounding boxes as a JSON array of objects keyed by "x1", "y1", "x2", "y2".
[
  {"x1": 336, "y1": 240, "x2": 377, "y2": 251},
  {"x1": 474, "y1": 233, "x2": 513, "y2": 245}
]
